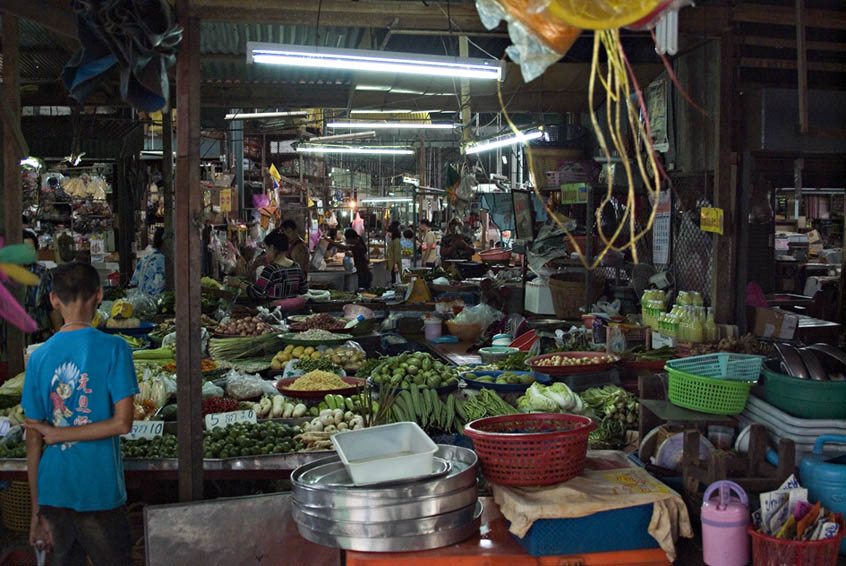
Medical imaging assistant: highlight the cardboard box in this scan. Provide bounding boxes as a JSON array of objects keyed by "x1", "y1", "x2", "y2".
[
  {"x1": 752, "y1": 307, "x2": 798, "y2": 340},
  {"x1": 806, "y1": 229, "x2": 821, "y2": 243},
  {"x1": 809, "y1": 243, "x2": 824, "y2": 256}
]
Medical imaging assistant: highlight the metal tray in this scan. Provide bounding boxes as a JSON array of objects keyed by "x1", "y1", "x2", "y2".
[
  {"x1": 293, "y1": 484, "x2": 477, "y2": 523},
  {"x1": 292, "y1": 500, "x2": 480, "y2": 538},
  {"x1": 290, "y1": 444, "x2": 477, "y2": 507},
  {"x1": 299, "y1": 456, "x2": 451, "y2": 488},
  {"x1": 294, "y1": 501, "x2": 482, "y2": 552}
]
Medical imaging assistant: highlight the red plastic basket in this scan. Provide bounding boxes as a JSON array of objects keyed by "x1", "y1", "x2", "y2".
[
  {"x1": 463, "y1": 413, "x2": 596, "y2": 486},
  {"x1": 748, "y1": 516, "x2": 844, "y2": 566}
]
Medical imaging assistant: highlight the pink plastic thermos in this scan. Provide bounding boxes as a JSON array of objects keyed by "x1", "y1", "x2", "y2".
[{"x1": 701, "y1": 480, "x2": 750, "y2": 566}]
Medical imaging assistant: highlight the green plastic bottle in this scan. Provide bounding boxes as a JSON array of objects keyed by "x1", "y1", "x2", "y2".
[
  {"x1": 704, "y1": 307, "x2": 717, "y2": 342},
  {"x1": 690, "y1": 307, "x2": 704, "y2": 343}
]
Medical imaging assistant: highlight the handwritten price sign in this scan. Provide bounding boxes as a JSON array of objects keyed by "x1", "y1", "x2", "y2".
[
  {"x1": 122, "y1": 421, "x2": 165, "y2": 441},
  {"x1": 205, "y1": 410, "x2": 256, "y2": 431}
]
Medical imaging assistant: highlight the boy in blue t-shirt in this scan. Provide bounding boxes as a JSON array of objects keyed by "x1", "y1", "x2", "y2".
[{"x1": 22, "y1": 262, "x2": 139, "y2": 565}]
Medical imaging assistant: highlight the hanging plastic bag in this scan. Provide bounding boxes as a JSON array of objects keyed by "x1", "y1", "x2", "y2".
[{"x1": 352, "y1": 212, "x2": 365, "y2": 236}]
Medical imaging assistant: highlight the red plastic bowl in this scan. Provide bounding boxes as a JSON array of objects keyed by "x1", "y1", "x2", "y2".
[
  {"x1": 526, "y1": 351, "x2": 620, "y2": 375},
  {"x1": 275, "y1": 376, "x2": 365, "y2": 399}
]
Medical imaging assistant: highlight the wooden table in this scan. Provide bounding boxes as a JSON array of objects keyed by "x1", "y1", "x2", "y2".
[
  {"x1": 422, "y1": 340, "x2": 481, "y2": 366},
  {"x1": 346, "y1": 496, "x2": 671, "y2": 566}
]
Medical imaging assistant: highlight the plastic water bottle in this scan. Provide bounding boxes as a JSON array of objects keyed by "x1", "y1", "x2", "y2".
[{"x1": 345, "y1": 315, "x2": 366, "y2": 329}]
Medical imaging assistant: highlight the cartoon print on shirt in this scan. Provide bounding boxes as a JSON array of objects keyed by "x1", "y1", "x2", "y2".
[{"x1": 49, "y1": 362, "x2": 81, "y2": 450}]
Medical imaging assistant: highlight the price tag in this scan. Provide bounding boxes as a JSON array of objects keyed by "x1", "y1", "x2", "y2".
[
  {"x1": 204, "y1": 410, "x2": 256, "y2": 431},
  {"x1": 122, "y1": 421, "x2": 164, "y2": 441}
]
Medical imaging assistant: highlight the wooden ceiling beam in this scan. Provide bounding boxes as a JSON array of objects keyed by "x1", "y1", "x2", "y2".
[
  {"x1": 189, "y1": 0, "x2": 489, "y2": 32},
  {"x1": 732, "y1": 4, "x2": 846, "y2": 29},
  {"x1": 0, "y1": 1, "x2": 77, "y2": 39}
]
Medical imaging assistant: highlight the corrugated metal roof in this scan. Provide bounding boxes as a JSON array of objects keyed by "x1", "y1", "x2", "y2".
[
  {"x1": 201, "y1": 23, "x2": 365, "y2": 54},
  {"x1": 201, "y1": 23, "x2": 366, "y2": 86}
]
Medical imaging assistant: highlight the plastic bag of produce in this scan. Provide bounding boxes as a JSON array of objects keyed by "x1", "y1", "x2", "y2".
[
  {"x1": 224, "y1": 369, "x2": 278, "y2": 400},
  {"x1": 0, "y1": 425, "x2": 23, "y2": 447},
  {"x1": 202, "y1": 381, "x2": 224, "y2": 399},
  {"x1": 124, "y1": 289, "x2": 158, "y2": 321},
  {"x1": 453, "y1": 303, "x2": 504, "y2": 332},
  {"x1": 162, "y1": 327, "x2": 210, "y2": 355},
  {"x1": 323, "y1": 341, "x2": 366, "y2": 372}
]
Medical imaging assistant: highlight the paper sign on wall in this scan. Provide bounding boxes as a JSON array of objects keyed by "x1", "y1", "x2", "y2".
[
  {"x1": 652, "y1": 191, "x2": 671, "y2": 264},
  {"x1": 220, "y1": 188, "x2": 232, "y2": 212},
  {"x1": 700, "y1": 207, "x2": 724, "y2": 234},
  {"x1": 560, "y1": 183, "x2": 587, "y2": 204}
]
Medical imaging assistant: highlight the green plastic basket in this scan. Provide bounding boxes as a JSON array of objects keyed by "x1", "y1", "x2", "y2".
[
  {"x1": 664, "y1": 353, "x2": 762, "y2": 415},
  {"x1": 665, "y1": 353, "x2": 763, "y2": 382}
]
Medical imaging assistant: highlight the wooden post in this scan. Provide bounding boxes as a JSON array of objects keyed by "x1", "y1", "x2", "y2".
[
  {"x1": 163, "y1": 108, "x2": 175, "y2": 292},
  {"x1": 458, "y1": 36, "x2": 472, "y2": 147},
  {"x1": 795, "y1": 0, "x2": 809, "y2": 134},
  {"x1": 175, "y1": 2, "x2": 204, "y2": 502},
  {"x1": 711, "y1": 32, "x2": 739, "y2": 324},
  {"x1": 2, "y1": 15, "x2": 25, "y2": 376}
]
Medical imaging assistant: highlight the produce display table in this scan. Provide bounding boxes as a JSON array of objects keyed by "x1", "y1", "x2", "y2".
[
  {"x1": 0, "y1": 451, "x2": 334, "y2": 482},
  {"x1": 422, "y1": 340, "x2": 481, "y2": 366},
  {"x1": 344, "y1": 496, "x2": 672, "y2": 566}
]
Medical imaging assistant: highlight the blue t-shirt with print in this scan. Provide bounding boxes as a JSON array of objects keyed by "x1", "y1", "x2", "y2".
[{"x1": 22, "y1": 327, "x2": 139, "y2": 512}]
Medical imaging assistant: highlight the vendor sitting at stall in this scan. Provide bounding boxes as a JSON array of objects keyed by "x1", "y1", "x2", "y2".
[
  {"x1": 228, "y1": 230, "x2": 307, "y2": 300},
  {"x1": 281, "y1": 218, "x2": 310, "y2": 276},
  {"x1": 440, "y1": 218, "x2": 475, "y2": 263},
  {"x1": 130, "y1": 227, "x2": 166, "y2": 296},
  {"x1": 336, "y1": 229, "x2": 372, "y2": 290}
]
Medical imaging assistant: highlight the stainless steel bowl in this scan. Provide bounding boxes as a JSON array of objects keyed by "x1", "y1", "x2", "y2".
[
  {"x1": 292, "y1": 500, "x2": 480, "y2": 538},
  {"x1": 294, "y1": 500, "x2": 483, "y2": 552},
  {"x1": 290, "y1": 444, "x2": 477, "y2": 508},
  {"x1": 293, "y1": 484, "x2": 477, "y2": 522}
]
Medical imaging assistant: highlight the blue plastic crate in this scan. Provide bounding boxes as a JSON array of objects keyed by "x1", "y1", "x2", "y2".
[{"x1": 510, "y1": 503, "x2": 659, "y2": 557}]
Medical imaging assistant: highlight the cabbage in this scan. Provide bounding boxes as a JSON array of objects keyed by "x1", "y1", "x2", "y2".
[
  {"x1": 525, "y1": 382, "x2": 558, "y2": 412},
  {"x1": 548, "y1": 383, "x2": 577, "y2": 410},
  {"x1": 0, "y1": 373, "x2": 25, "y2": 397}
]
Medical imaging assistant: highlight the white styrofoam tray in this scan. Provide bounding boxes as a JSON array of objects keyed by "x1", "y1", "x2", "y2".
[
  {"x1": 746, "y1": 394, "x2": 846, "y2": 432},
  {"x1": 330, "y1": 422, "x2": 438, "y2": 486}
]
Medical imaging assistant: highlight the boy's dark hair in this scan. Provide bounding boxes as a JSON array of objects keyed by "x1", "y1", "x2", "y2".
[
  {"x1": 328, "y1": 228, "x2": 338, "y2": 239},
  {"x1": 52, "y1": 262, "x2": 100, "y2": 304},
  {"x1": 344, "y1": 228, "x2": 358, "y2": 241},
  {"x1": 23, "y1": 229, "x2": 39, "y2": 250},
  {"x1": 403, "y1": 229, "x2": 414, "y2": 239},
  {"x1": 420, "y1": 219, "x2": 431, "y2": 227},
  {"x1": 280, "y1": 219, "x2": 297, "y2": 231},
  {"x1": 263, "y1": 229, "x2": 289, "y2": 252},
  {"x1": 153, "y1": 227, "x2": 165, "y2": 250}
]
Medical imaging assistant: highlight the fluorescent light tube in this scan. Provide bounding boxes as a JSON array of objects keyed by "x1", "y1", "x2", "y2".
[
  {"x1": 327, "y1": 122, "x2": 457, "y2": 130},
  {"x1": 465, "y1": 130, "x2": 544, "y2": 155},
  {"x1": 224, "y1": 111, "x2": 307, "y2": 120},
  {"x1": 248, "y1": 43, "x2": 504, "y2": 81},
  {"x1": 296, "y1": 145, "x2": 414, "y2": 155},
  {"x1": 349, "y1": 109, "x2": 413, "y2": 114},
  {"x1": 310, "y1": 131, "x2": 377, "y2": 143},
  {"x1": 360, "y1": 197, "x2": 414, "y2": 204}
]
